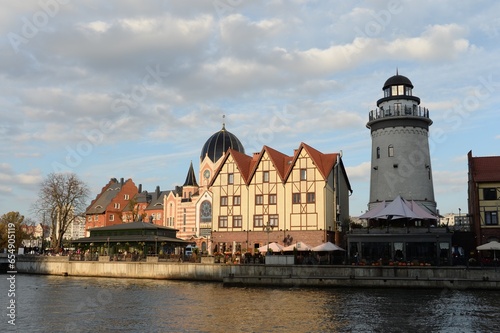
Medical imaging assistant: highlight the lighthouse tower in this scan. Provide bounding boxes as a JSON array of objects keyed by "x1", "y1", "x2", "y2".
[{"x1": 366, "y1": 73, "x2": 436, "y2": 214}]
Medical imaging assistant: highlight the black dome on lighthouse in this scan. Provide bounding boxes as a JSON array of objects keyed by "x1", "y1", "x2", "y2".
[
  {"x1": 383, "y1": 74, "x2": 413, "y2": 90},
  {"x1": 200, "y1": 125, "x2": 245, "y2": 163}
]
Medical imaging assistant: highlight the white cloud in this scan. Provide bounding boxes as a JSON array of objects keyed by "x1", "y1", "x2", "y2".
[{"x1": 345, "y1": 161, "x2": 371, "y2": 181}]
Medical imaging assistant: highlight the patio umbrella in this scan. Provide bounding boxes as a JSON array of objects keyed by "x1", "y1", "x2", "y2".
[
  {"x1": 311, "y1": 242, "x2": 345, "y2": 252},
  {"x1": 257, "y1": 242, "x2": 284, "y2": 253},
  {"x1": 359, "y1": 201, "x2": 386, "y2": 219},
  {"x1": 282, "y1": 241, "x2": 312, "y2": 252},
  {"x1": 372, "y1": 195, "x2": 420, "y2": 220},
  {"x1": 477, "y1": 241, "x2": 500, "y2": 260}
]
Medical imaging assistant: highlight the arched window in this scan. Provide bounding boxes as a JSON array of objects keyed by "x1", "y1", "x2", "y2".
[
  {"x1": 388, "y1": 145, "x2": 394, "y2": 157},
  {"x1": 376, "y1": 147, "x2": 380, "y2": 159},
  {"x1": 200, "y1": 201, "x2": 212, "y2": 222}
]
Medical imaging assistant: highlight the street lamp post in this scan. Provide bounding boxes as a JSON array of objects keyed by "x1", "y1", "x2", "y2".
[{"x1": 263, "y1": 221, "x2": 274, "y2": 255}]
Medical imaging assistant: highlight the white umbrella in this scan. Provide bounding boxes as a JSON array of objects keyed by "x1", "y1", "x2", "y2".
[
  {"x1": 257, "y1": 242, "x2": 284, "y2": 253},
  {"x1": 282, "y1": 241, "x2": 312, "y2": 252},
  {"x1": 312, "y1": 242, "x2": 345, "y2": 252},
  {"x1": 476, "y1": 241, "x2": 500, "y2": 251},
  {"x1": 372, "y1": 195, "x2": 420, "y2": 220},
  {"x1": 477, "y1": 241, "x2": 500, "y2": 260}
]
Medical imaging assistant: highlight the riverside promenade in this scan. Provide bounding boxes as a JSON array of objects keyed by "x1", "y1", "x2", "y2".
[{"x1": 14, "y1": 256, "x2": 500, "y2": 290}]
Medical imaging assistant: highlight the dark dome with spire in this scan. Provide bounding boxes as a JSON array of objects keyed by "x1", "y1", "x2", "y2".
[
  {"x1": 383, "y1": 74, "x2": 413, "y2": 90},
  {"x1": 200, "y1": 125, "x2": 245, "y2": 163}
]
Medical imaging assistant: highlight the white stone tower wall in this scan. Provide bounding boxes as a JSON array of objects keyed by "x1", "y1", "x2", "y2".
[{"x1": 369, "y1": 125, "x2": 435, "y2": 212}]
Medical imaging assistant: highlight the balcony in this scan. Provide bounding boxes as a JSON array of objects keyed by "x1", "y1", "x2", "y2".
[{"x1": 369, "y1": 105, "x2": 430, "y2": 121}]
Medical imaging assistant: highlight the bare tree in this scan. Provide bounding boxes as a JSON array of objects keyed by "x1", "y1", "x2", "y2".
[
  {"x1": 120, "y1": 197, "x2": 146, "y2": 223},
  {"x1": 32, "y1": 173, "x2": 90, "y2": 252}
]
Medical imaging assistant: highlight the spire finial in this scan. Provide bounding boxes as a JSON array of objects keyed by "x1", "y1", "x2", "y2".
[
  {"x1": 396, "y1": 67, "x2": 399, "y2": 75},
  {"x1": 222, "y1": 114, "x2": 226, "y2": 130}
]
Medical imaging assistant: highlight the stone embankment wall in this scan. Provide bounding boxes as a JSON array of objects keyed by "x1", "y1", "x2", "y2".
[{"x1": 15, "y1": 256, "x2": 500, "y2": 289}]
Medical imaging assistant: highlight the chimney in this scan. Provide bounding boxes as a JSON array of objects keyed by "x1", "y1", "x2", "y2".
[
  {"x1": 120, "y1": 178, "x2": 124, "y2": 186},
  {"x1": 138, "y1": 184, "x2": 142, "y2": 193},
  {"x1": 156, "y1": 186, "x2": 160, "y2": 199}
]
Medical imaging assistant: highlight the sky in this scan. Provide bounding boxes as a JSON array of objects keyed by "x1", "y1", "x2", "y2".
[{"x1": 1, "y1": 0, "x2": 499, "y2": 221}]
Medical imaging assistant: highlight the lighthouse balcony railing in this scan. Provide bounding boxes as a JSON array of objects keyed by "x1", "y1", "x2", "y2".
[{"x1": 369, "y1": 105, "x2": 429, "y2": 121}]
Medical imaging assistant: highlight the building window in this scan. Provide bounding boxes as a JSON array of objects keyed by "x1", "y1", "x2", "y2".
[
  {"x1": 405, "y1": 87, "x2": 412, "y2": 96},
  {"x1": 388, "y1": 145, "x2": 394, "y2": 157},
  {"x1": 233, "y1": 196, "x2": 241, "y2": 206},
  {"x1": 124, "y1": 194, "x2": 129, "y2": 200},
  {"x1": 394, "y1": 103, "x2": 402, "y2": 113},
  {"x1": 292, "y1": 193, "x2": 301, "y2": 204},
  {"x1": 376, "y1": 147, "x2": 380, "y2": 159},
  {"x1": 114, "y1": 203, "x2": 120, "y2": 209},
  {"x1": 485, "y1": 211, "x2": 498, "y2": 225},
  {"x1": 398, "y1": 85, "x2": 404, "y2": 95},
  {"x1": 157, "y1": 213, "x2": 161, "y2": 220},
  {"x1": 483, "y1": 188, "x2": 497, "y2": 200},
  {"x1": 200, "y1": 201, "x2": 212, "y2": 222},
  {"x1": 253, "y1": 215, "x2": 264, "y2": 227},
  {"x1": 255, "y1": 195, "x2": 263, "y2": 205},
  {"x1": 228, "y1": 173, "x2": 234, "y2": 184},
  {"x1": 269, "y1": 194, "x2": 277, "y2": 205},
  {"x1": 94, "y1": 215, "x2": 98, "y2": 221},
  {"x1": 109, "y1": 214, "x2": 114, "y2": 221},
  {"x1": 269, "y1": 214, "x2": 278, "y2": 227},
  {"x1": 88, "y1": 216, "x2": 91, "y2": 221},
  {"x1": 306, "y1": 192, "x2": 315, "y2": 203},
  {"x1": 391, "y1": 85, "x2": 398, "y2": 96},
  {"x1": 384, "y1": 88, "x2": 390, "y2": 97},
  {"x1": 219, "y1": 216, "x2": 228, "y2": 228},
  {"x1": 300, "y1": 169, "x2": 307, "y2": 181},
  {"x1": 263, "y1": 171, "x2": 269, "y2": 183},
  {"x1": 221, "y1": 196, "x2": 228, "y2": 206},
  {"x1": 233, "y1": 215, "x2": 242, "y2": 228}
]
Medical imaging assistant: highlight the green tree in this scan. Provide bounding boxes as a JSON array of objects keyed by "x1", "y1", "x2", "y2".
[
  {"x1": 0, "y1": 211, "x2": 28, "y2": 251},
  {"x1": 32, "y1": 173, "x2": 90, "y2": 252}
]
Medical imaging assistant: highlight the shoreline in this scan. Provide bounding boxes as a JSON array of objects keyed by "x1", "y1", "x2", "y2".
[{"x1": 11, "y1": 256, "x2": 500, "y2": 290}]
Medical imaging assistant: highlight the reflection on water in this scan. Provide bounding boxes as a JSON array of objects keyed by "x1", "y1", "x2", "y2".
[{"x1": 2, "y1": 274, "x2": 500, "y2": 332}]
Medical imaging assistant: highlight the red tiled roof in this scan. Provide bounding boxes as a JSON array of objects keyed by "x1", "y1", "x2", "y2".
[
  {"x1": 213, "y1": 143, "x2": 344, "y2": 186},
  {"x1": 227, "y1": 148, "x2": 255, "y2": 184},
  {"x1": 301, "y1": 143, "x2": 339, "y2": 180},
  {"x1": 262, "y1": 145, "x2": 291, "y2": 181},
  {"x1": 284, "y1": 143, "x2": 339, "y2": 181},
  {"x1": 471, "y1": 155, "x2": 500, "y2": 182}
]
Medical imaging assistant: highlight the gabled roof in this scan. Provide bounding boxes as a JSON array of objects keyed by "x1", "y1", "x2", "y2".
[
  {"x1": 229, "y1": 148, "x2": 257, "y2": 184},
  {"x1": 86, "y1": 178, "x2": 123, "y2": 214},
  {"x1": 261, "y1": 145, "x2": 292, "y2": 181},
  {"x1": 146, "y1": 190, "x2": 173, "y2": 211},
  {"x1": 284, "y1": 143, "x2": 339, "y2": 181},
  {"x1": 469, "y1": 153, "x2": 500, "y2": 182},
  {"x1": 211, "y1": 143, "x2": 348, "y2": 188}
]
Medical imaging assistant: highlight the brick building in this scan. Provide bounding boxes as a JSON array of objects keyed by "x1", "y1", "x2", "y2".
[{"x1": 468, "y1": 150, "x2": 500, "y2": 246}]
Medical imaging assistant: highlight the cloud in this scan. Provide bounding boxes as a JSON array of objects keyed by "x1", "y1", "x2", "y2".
[
  {"x1": 0, "y1": 164, "x2": 42, "y2": 191},
  {"x1": 345, "y1": 161, "x2": 371, "y2": 181}
]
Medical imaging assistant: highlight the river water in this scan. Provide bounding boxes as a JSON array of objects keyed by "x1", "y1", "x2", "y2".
[{"x1": 1, "y1": 274, "x2": 499, "y2": 332}]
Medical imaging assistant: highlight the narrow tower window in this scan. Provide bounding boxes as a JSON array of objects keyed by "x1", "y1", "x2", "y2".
[
  {"x1": 388, "y1": 145, "x2": 394, "y2": 157},
  {"x1": 376, "y1": 147, "x2": 380, "y2": 159}
]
